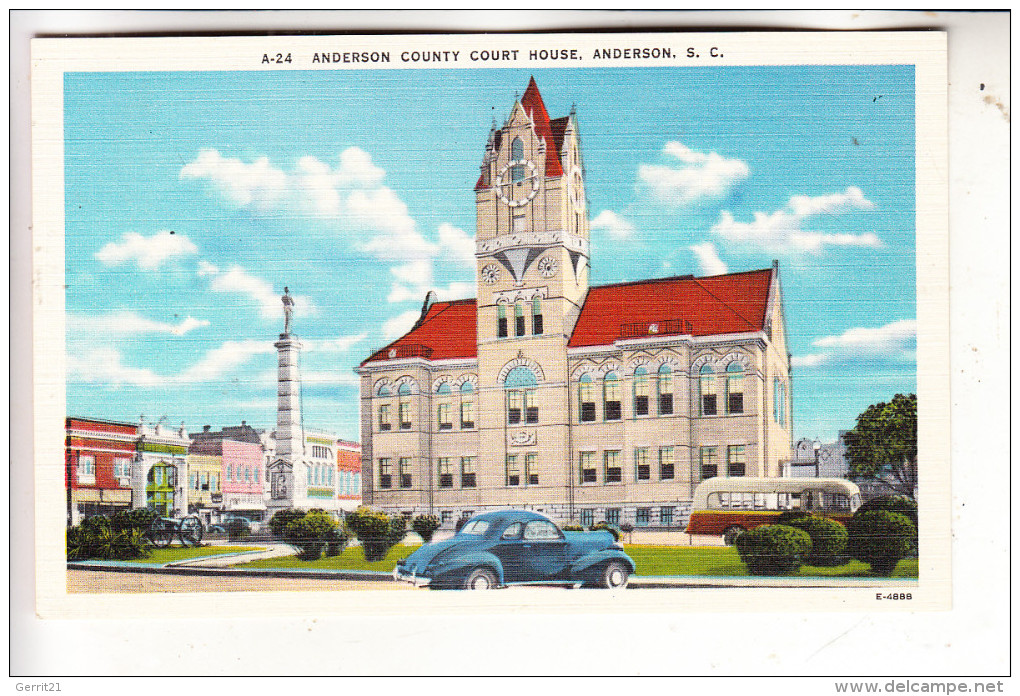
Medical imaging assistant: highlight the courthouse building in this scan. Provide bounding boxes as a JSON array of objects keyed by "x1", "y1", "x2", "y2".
[{"x1": 358, "y1": 79, "x2": 793, "y2": 529}]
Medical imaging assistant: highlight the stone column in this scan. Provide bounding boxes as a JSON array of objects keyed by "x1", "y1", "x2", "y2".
[{"x1": 274, "y1": 333, "x2": 304, "y2": 496}]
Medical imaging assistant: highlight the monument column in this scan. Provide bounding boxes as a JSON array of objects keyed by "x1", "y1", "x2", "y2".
[{"x1": 274, "y1": 287, "x2": 304, "y2": 495}]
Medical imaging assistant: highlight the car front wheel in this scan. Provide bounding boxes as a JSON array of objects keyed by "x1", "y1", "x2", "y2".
[
  {"x1": 463, "y1": 567, "x2": 497, "y2": 590},
  {"x1": 599, "y1": 561, "x2": 630, "y2": 589}
]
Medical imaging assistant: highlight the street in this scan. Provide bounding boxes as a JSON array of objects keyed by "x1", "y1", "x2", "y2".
[{"x1": 67, "y1": 569, "x2": 408, "y2": 593}]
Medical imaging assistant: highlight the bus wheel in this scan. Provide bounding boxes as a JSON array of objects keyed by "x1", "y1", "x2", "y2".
[{"x1": 723, "y1": 526, "x2": 745, "y2": 546}]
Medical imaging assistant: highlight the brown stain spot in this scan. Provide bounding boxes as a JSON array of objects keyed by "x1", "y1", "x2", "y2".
[{"x1": 983, "y1": 94, "x2": 1010, "y2": 122}]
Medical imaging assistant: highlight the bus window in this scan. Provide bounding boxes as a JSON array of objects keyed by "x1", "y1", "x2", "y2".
[
  {"x1": 707, "y1": 492, "x2": 722, "y2": 509},
  {"x1": 753, "y1": 493, "x2": 767, "y2": 510}
]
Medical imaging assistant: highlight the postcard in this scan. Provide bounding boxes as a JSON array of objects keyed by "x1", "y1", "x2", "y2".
[{"x1": 31, "y1": 30, "x2": 949, "y2": 619}]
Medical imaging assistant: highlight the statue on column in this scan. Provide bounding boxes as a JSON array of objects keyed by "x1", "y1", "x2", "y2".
[{"x1": 282, "y1": 286, "x2": 295, "y2": 334}]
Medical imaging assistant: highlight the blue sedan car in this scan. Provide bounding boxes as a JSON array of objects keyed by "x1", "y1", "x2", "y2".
[{"x1": 393, "y1": 510, "x2": 636, "y2": 590}]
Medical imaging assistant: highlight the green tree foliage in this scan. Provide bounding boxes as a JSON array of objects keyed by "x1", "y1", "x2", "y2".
[
  {"x1": 268, "y1": 508, "x2": 306, "y2": 538},
  {"x1": 283, "y1": 510, "x2": 338, "y2": 561},
  {"x1": 345, "y1": 506, "x2": 407, "y2": 562},
  {"x1": 66, "y1": 515, "x2": 151, "y2": 561},
  {"x1": 846, "y1": 510, "x2": 916, "y2": 576},
  {"x1": 843, "y1": 393, "x2": 917, "y2": 498},
  {"x1": 734, "y1": 524, "x2": 812, "y2": 576},
  {"x1": 410, "y1": 514, "x2": 441, "y2": 543},
  {"x1": 786, "y1": 516, "x2": 848, "y2": 566}
]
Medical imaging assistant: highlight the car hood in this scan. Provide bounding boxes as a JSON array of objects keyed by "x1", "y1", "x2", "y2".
[{"x1": 564, "y1": 530, "x2": 619, "y2": 555}]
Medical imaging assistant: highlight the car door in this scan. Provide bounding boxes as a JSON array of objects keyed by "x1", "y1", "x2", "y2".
[
  {"x1": 489, "y1": 521, "x2": 526, "y2": 582},
  {"x1": 520, "y1": 520, "x2": 568, "y2": 581}
]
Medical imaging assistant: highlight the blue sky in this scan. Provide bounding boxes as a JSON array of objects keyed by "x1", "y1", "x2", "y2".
[{"x1": 64, "y1": 65, "x2": 916, "y2": 443}]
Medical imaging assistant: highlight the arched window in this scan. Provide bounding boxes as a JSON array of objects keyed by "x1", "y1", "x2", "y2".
[
  {"x1": 603, "y1": 372, "x2": 622, "y2": 421},
  {"x1": 460, "y1": 381, "x2": 475, "y2": 429},
  {"x1": 514, "y1": 301, "x2": 526, "y2": 337},
  {"x1": 497, "y1": 303, "x2": 508, "y2": 338},
  {"x1": 532, "y1": 296, "x2": 544, "y2": 335},
  {"x1": 658, "y1": 365, "x2": 674, "y2": 415},
  {"x1": 437, "y1": 382, "x2": 452, "y2": 430},
  {"x1": 633, "y1": 367, "x2": 649, "y2": 416},
  {"x1": 398, "y1": 382, "x2": 412, "y2": 429},
  {"x1": 377, "y1": 385, "x2": 391, "y2": 397},
  {"x1": 725, "y1": 362, "x2": 744, "y2": 414},
  {"x1": 578, "y1": 374, "x2": 596, "y2": 422},
  {"x1": 510, "y1": 137, "x2": 525, "y2": 182},
  {"x1": 699, "y1": 364, "x2": 717, "y2": 416},
  {"x1": 505, "y1": 367, "x2": 538, "y2": 424}
]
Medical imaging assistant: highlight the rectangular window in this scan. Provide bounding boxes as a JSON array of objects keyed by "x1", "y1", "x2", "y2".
[
  {"x1": 515, "y1": 303, "x2": 526, "y2": 337},
  {"x1": 580, "y1": 509, "x2": 594, "y2": 527},
  {"x1": 727, "y1": 445, "x2": 747, "y2": 477},
  {"x1": 524, "y1": 389, "x2": 538, "y2": 424},
  {"x1": 579, "y1": 451, "x2": 596, "y2": 484},
  {"x1": 505, "y1": 454, "x2": 520, "y2": 486},
  {"x1": 660, "y1": 506, "x2": 675, "y2": 527},
  {"x1": 438, "y1": 458, "x2": 453, "y2": 488},
  {"x1": 701, "y1": 393, "x2": 717, "y2": 416},
  {"x1": 604, "y1": 450, "x2": 622, "y2": 483},
  {"x1": 700, "y1": 447, "x2": 718, "y2": 480},
  {"x1": 438, "y1": 403, "x2": 452, "y2": 430},
  {"x1": 201, "y1": 472, "x2": 210, "y2": 491},
  {"x1": 190, "y1": 472, "x2": 197, "y2": 490},
  {"x1": 497, "y1": 305, "x2": 508, "y2": 338},
  {"x1": 440, "y1": 510, "x2": 452, "y2": 524},
  {"x1": 606, "y1": 508, "x2": 621, "y2": 525},
  {"x1": 658, "y1": 372, "x2": 674, "y2": 415},
  {"x1": 399, "y1": 401, "x2": 411, "y2": 429},
  {"x1": 460, "y1": 401, "x2": 474, "y2": 429},
  {"x1": 634, "y1": 376, "x2": 649, "y2": 416},
  {"x1": 636, "y1": 508, "x2": 650, "y2": 527},
  {"x1": 399, "y1": 457, "x2": 412, "y2": 488},
  {"x1": 525, "y1": 453, "x2": 538, "y2": 485},
  {"x1": 604, "y1": 379, "x2": 621, "y2": 421},
  {"x1": 507, "y1": 390, "x2": 522, "y2": 424},
  {"x1": 77, "y1": 455, "x2": 95, "y2": 484},
  {"x1": 659, "y1": 446, "x2": 675, "y2": 480},
  {"x1": 114, "y1": 457, "x2": 132, "y2": 482},
  {"x1": 579, "y1": 380, "x2": 596, "y2": 422},
  {"x1": 378, "y1": 458, "x2": 392, "y2": 489},
  {"x1": 532, "y1": 297, "x2": 543, "y2": 336},
  {"x1": 634, "y1": 447, "x2": 650, "y2": 481},
  {"x1": 211, "y1": 474, "x2": 219, "y2": 492},
  {"x1": 728, "y1": 391, "x2": 744, "y2": 414},
  {"x1": 461, "y1": 456, "x2": 477, "y2": 488}
]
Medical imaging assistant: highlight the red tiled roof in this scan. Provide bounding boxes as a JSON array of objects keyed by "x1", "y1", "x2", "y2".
[
  {"x1": 362, "y1": 299, "x2": 478, "y2": 365},
  {"x1": 521, "y1": 77, "x2": 564, "y2": 177},
  {"x1": 567, "y1": 269, "x2": 773, "y2": 348},
  {"x1": 362, "y1": 269, "x2": 774, "y2": 365}
]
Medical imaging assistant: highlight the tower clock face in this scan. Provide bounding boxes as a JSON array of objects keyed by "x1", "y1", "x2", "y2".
[
  {"x1": 538, "y1": 256, "x2": 559, "y2": 278},
  {"x1": 494, "y1": 160, "x2": 540, "y2": 207},
  {"x1": 480, "y1": 263, "x2": 501, "y2": 285}
]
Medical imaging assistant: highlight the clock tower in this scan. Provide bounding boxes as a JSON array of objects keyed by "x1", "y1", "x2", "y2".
[{"x1": 472, "y1": 77, "x2": 589, "y2": 498}]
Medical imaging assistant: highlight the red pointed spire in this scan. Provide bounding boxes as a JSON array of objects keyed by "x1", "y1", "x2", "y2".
[{"x1": 519, "y1": 77, "x2": 563, "y2": 177}]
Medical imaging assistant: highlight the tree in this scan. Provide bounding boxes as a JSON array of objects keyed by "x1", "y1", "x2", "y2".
[{"x1": 843, "y1": 393, "x2": 917, "y2": 499}]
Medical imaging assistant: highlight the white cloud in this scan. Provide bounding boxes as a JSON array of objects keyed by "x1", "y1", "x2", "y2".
[
  {"x1": 95, "y1": 230, "x2": 198, "y2": 270},
  {"x1": 301, "y1": 371, "x2": 361, "y2": 386},
  {"x1": 205, "y1": 265, "x2": 316, "y2": 320},
  {"x1": 335, "y1": 146, "x2": 386, "y2": 187},
  {"x1": 390, "y1": 259, "x2": 433, "y2": 286},
  {"x1": 711, "y1": 187, "x2": 880, "y2": 253},
  {"x1": 382, "y1": 310, "x2": 422, "y2": 339},
  {"x1": 304, "y1": 333, "x2": 368, "y2": 353},
  {"x1": 638, "y1": 142, "x2": 749, "y2": 205},
  {"x1": 813, "y1": 319, "x2": 917, "y2": 353},
  {"x1": 437, "y1": 223, "x2": 476, "y2": 266},
  {"x1": 349, "y1": 187, "x2": 438, "y2": 259},
  {"x1": 68, "y1": 311, "x2": 210, "y2": 336},
  {"x1": 590, "y1": 210, "x2": 636, "y2": 240},
  {"x1": 180, "y1": 149, "x2": 288, "y2": 210},
  {"x1": 791, "y1": 353, "x2": 830, "y2": 368},
  {"x1": 177, "y1": 340, "x2": 274, "y2": 383},
  {"x1": 67, "y1": 346, "x2": 164, "y2": 387},
  {"x1": 690, "y1": 242, "x2": 728, "y2": 276}
]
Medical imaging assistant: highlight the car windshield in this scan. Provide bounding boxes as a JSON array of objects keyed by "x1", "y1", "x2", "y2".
[{"x1": 459, "y1": 519, "x2": 490, "y2": 536}]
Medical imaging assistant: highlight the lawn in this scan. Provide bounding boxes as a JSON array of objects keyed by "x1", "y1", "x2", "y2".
[
  {"x1": 142, "y1": 545, "x2": 263, "y2": 565},
  {"x1": 236, "y1": 542, "x2": 918, "y2": 578}
]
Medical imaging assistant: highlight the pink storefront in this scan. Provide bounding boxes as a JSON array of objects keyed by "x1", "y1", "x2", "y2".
[{"x1": 220, "y1": 439, "x2": 265, "y2": 517}]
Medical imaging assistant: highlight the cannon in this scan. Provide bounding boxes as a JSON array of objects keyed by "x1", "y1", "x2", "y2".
[{"x1": 147, "y1": 515, "x2": 204, "y2": 548}]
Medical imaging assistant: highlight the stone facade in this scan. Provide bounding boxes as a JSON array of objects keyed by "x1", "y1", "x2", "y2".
[{"x1": 358, "y1": 79, "x2": 793, "y2": 528}]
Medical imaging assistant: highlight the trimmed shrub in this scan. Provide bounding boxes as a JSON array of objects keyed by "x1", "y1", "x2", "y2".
[
  {"x1": 855, "y1": 496, "x2": 918, "y2": 554},
  {"x1": 735, "y1": 524, "x2": 812, "y2": 576},
  {"x1": 346, "y1": 506, "x2": 407, "y2": 562},
  {"x1": 561, "y1": 523, "x2": 585, "y2": 532},
  {"x1": 268, "y1": 508, "x2": 306, "y2": 538},
  {"x1": 776, "y1": 510, "x2": 814, "y2": 525},
  {"x1": 591, "y1": 521, "x2": 622, "y2": 541},
  {"x1": 411, "y1": 514, "x2": 441, "y2": 543},
  {"x1": 283, "y1": 510, "x2": 338, "y2": 561},
  {"x1": 324, "y1": 524, "x2": 351, "y2": 557},
  {"x1": 846, "y1": 510, "x2": 916, "y2": 576},
  {"x1": 787, "y1": 516, "x2": 848, "y2": 566}
]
